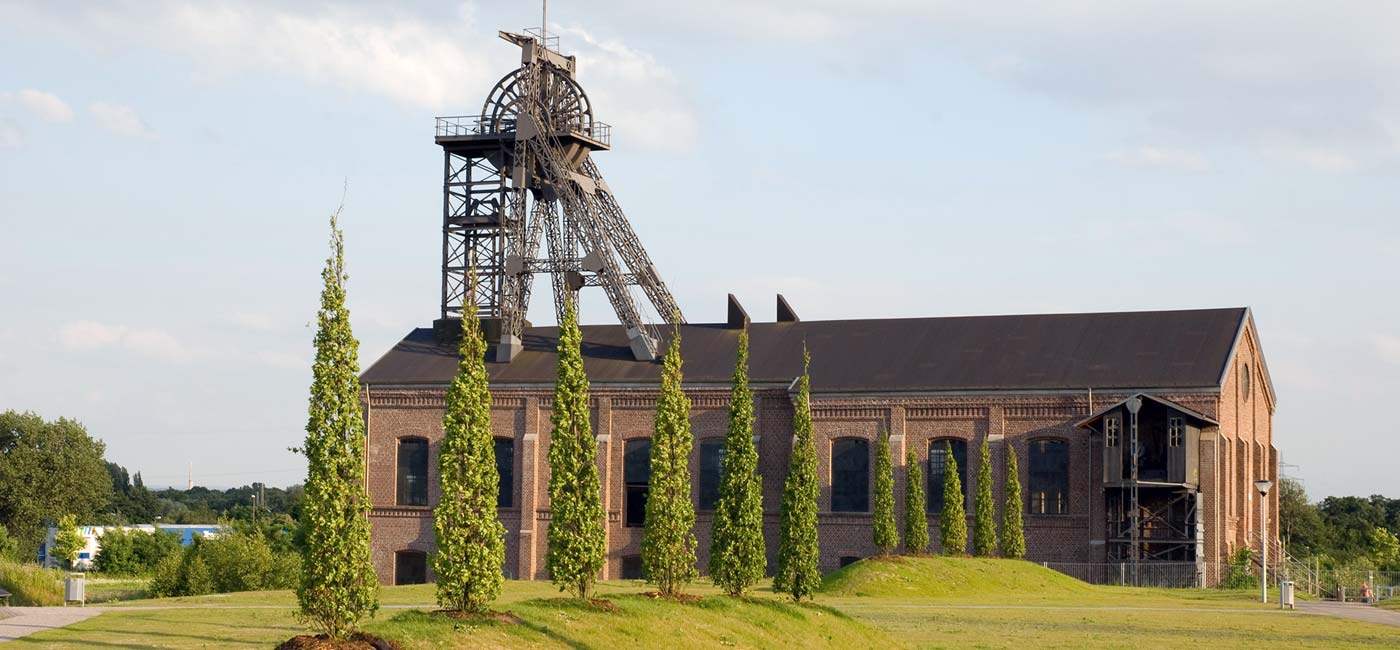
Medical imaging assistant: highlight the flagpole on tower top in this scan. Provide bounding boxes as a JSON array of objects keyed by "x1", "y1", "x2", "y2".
[{"x1": 542, "y1": 0, "x2": 547, "y2": 45}]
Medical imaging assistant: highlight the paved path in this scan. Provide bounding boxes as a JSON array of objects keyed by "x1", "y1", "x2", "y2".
[
  {"x1": 0, "y1": 607, "x2": 103, "y2": 642},
  {"x1": 1297, "y1": 601, "x2": 1400, "y2": 628}
]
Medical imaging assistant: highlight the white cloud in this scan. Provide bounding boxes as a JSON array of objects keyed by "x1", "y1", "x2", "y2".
[
  {"x1": 4, "y1": 2, "x2": 697, "y2": 151},
  {"x1": 1103, "y1": 146, "x2": 1210, "y2": 172},
  {"x1": 1376, "y1": 335, "x2": 1400, "y2": 365},
  {"x1": 15, "y1": 89, "x2": 75, "y2": 122},
  {"x1": 89, "y1": 102, "x2": 153, "y2": 137},
  {"x1": 59, "y1": 320, "x2": 193, "y2": 362},
  {"x1": 557, "y1": 26, "x2": 699, "y2": 153}
]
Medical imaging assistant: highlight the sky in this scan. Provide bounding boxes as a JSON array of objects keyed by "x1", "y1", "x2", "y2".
[{"x1": 1, "y1": 1, "x2": 1397, "y2": 499}]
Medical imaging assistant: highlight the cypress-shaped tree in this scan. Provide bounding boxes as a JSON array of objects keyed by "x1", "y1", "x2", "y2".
[
  {"x1": 872, "y1": 429, "x2": 898, "y2": 555},
  {"x1": 774, "y1": 347, "x2": 820, "y2": 601},
  {"x1": 938, "y1": 441, "x2": 967, "y2": 555},
  {"x1": 432, "y1": 283, "x2": 506, "y2": 613},
  {"x1": 903, "y1": 449, "x2": 929, "y2": 553},
  {"x1": 709, "y1": 327, "x2": 765, "y2": 597},
  {"x1": 973, "y1": 435, "x2": 998, "y2": 557},
  {"x1": 641, "y1": 331, "x2": 698, "y2": 597},
  {"x1": 298, "y1": 211, "x2": 379, "y2": 639},
  {"x1": 545, "y1": 300, "x2": 607, "y2": 599},
  {"x1": 1000, "y1": 443, "x2": 1026, "y2": 559}
]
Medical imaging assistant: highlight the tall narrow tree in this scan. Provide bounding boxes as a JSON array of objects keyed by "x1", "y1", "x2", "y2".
[
  {"x1": 298, "y1": 211, "x2": 379, "y2": 640},
  {"x1": 972, "y1": 435, "x2": 998, "y2": 557},
  {"x1": 939, "y1": 441, "x2": 967, "y2": 555},
  {"x1": 432, "y1": 280, "x2": 506, "y2": 613},
  {"x1": 1000, "y1": 444, "x2": 1026, "y2": 559},
  {"x1": 774, "y1": 347, "x2": 820, "y2": 601},
  {"x1": 709, "y1": 327, "x2": 765, "y2": 597},
  {"x1": 641, "y1": 331, "x2": 698, "y2": 596},
  {"x1": 903, "y1": 449, "x2": 929, "y2": 553},
  {"x1": 545, "y1": 300, "x2": 607, "y2": 599},
  {"x1": 872, "y1": 429, "x2": 898, "y2": 555}
]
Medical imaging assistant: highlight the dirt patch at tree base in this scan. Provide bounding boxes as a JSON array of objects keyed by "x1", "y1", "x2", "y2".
[
  {"x1": 427, "y1": 609, "x2": 523, "y2": 624},
  {"x1": 276, "y1": 632, "x2": 402, "y2": 650},
  {"x1": 641, "y1": 591, "x2": 703, "y2": 603}
]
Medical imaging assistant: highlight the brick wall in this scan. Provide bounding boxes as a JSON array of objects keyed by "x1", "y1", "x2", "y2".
[{"x1": 364, "y1": 381, "x2": 1272, "y2": 584}]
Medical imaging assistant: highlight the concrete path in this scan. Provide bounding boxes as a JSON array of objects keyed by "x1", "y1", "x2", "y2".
[
  {"x1": 1297, "y1": 601, "x2": 1400, "y2": 628},
  {"x1": 0, "y1": 607, "x2": 103, "y2": 642}
]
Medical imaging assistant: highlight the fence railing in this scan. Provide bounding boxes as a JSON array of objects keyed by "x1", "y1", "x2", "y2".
[
  {"x1": 434, "y1": 115, "x2": 612, "y2": 146},
  {"x1": 1043, "y1": 562, "x2": 1209, "y2": 588}
]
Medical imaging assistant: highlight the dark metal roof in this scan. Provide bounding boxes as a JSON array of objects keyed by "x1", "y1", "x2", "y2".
[{"x1": 360, "y1": 307, "x2": 1249, "y2": 393}]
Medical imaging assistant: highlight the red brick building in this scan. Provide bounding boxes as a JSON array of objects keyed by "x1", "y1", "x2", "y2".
[{"x1": 360, "y1": 297, "x2": 1277, "y2": 587}]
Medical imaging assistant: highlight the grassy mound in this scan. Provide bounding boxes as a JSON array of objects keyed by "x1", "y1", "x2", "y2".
[
  {"x1": 372, "y1": 593, "x2": 905, "y2": 649},
  {"x1": 820, "y1": 555, "x2": 1092, "y2": 599},
  {"x1": 0, "y1": 558, "x2": 65, "y2": 606}
]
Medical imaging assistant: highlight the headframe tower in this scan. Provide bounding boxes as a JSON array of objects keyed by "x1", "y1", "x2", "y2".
[{"x1": 434, "y1": 29, "x2": 683, "y2": 361}]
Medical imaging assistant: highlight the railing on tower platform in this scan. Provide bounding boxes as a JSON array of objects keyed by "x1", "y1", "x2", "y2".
[{"x1": 434, "y1": 115, "x2": 612, "y2": 147}]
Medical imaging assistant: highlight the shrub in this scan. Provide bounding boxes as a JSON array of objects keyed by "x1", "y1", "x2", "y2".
[
  {"x1": 0, "y1": 524, "x2": 20, "y2": 561},
  {"x1": 52, "y1": 514, "x2": 85, "y2": 569},
  {"x1": 148, "y1": 553, "x2": 184, "y2": 598},
  {"x1": 95, "y1": 528, "x2": 182, "y2": 575},
  {"x1": 0, "y1": 558, "x2": 65, "y2": 606},
  {"x1": 183, "y1": 554, "x2": 214, "y2": 596},
  {"x1": 1221, "y1": 547, "x2": 1259, "y2": 589}
]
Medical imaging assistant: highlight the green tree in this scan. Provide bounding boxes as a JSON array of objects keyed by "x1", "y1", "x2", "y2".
[
  {"x1": 774, "y1": 348, "x2": 820, "y2": 602},
  {"x1": 1000, "y1": 443, "x2": 1025, "y2": 559},
  {"x1": 1278, "y1": 478, "x2": 1324, "y2": 557},
  {"x1": 972, "y1": 435, "x2": 997, "y2": 557},
  {"x1": 903, "y1": 449, "x2": 929, "y2": 554},
  {"x1": 872, "y1": 429, "x2": 898, "y2": 555},
  {"x1": 641, "y1": 332, "x2": 698, "y2": 597},
  {"x1": 296, "y1": 211, "x2": 379, "y2": 639},
  {"x1": 52, "y1": 514, "x2": 85, "y2": 569},
  {"x1": 939, "y1": 441, "x2": 967, "y2": 555},
  {"x1": 1369, "y1": 526, "x2": 1400, "y2": 571},
  {"x1": 708, "y1": 327, "x2": 766, "y2": 597},
  {"x1": 0, "y1": 523, "x2": 19, "y2": 561},
  {"x1": 0, "y1": 411, "x2": 113, "y2": 549},
  {"x1": 546, "y1": 300, "x2": 607, "y2": 600},
  {"x1": 433, "y1": 297, "x2": 507, "y2": 613}
]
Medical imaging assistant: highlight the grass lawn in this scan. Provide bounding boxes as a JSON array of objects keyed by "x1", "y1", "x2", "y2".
[
  {"x1": 5, "y1": 558, "x2": 1399, "y2": 649},
  {"x1": 83, "y1": 577, "x2": 151, "y2": 604}
]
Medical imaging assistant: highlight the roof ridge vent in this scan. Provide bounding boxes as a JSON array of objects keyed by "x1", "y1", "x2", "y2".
[
  {"x1": 777, "y1": 294, "x2": 800, "y2": 322},
  {"x1": 727, "y1": 293, "x2": 750, "y2": 329}
]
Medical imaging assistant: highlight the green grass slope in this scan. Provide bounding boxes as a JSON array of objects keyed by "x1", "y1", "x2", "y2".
[
  {"x1": 821, "y1": 556, "x2": 1092, "y2": 599},
  {"x1": 375, "y1": 595, "x2": 905, "y2": 650}
]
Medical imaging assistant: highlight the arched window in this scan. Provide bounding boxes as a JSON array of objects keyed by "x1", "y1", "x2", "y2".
[
  {"x1": 698, "y1": 440, "x2": 725, "y2": 510},
  {"x1": 831, "y1": 438, "x2": 870, "y2": 512},
  {"x1": 394, "y1": 550, "x2": 427, "y2": 585},
  {"x1": 928, "y1": 439, "x2": 967, "y2": 513},
  {"x1": 624, "y1": 439, "x2": 652, "y2": 527},
  {"x1": 1028, "y1": 439, "x2": 1069, "y2": 515},
  {"x1": 397, "y1": 437, "x2": 429, "y2": 506},
  {"x1": 494, "y1": 437, "x2": 515, "y2": 509}
]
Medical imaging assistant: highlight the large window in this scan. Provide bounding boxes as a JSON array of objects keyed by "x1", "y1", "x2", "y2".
[
  {"x1": 495, "y1": 437, "x2": 515, "y2": 509},
  {"x1": 1104, "y1": 415, "x2": 1120, "y2": 448},
  {"x1": 624, "y1": 439, "x2": 652, "y2": 528},
  {"x1": 397, "y1": 437, "x2": 429, "y2": 506},
  {"x1": 698, "y1": 440, "x2": 725, "y2": 510},
  {"x1": 1028, "y1": 439, "x2": 1069, "y2": 515},
  {"x1": 395, "y1": 550, "x2": 427, "y2": 585},
  {"x1": 831, "y1": 438, "x2": 870, "y2": 512},
  {"x1": 928, "y1": 439, "x2": 968, "y2": 513}
]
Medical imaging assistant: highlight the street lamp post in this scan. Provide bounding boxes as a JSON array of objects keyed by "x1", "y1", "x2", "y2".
[{"x1": 1255, "y1": 479, "x2": 1274, "y2": 603}]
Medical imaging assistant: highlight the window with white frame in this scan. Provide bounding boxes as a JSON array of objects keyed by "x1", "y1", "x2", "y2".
[
  {"x1": 1104, "y1": 415, "x2": 1120, "y2": 448},
  {"x1": 1168, "y1": 417, "x2": 1184, "y2": 447}
]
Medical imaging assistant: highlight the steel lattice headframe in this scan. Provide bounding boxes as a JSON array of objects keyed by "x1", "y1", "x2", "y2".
[{"x1": 434, "y1": 29, "x2": 683, "y2": 361}]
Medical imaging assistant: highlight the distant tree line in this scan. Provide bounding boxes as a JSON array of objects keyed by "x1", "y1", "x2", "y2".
[{"x1": 1280, "y1": 478, "x2": 1400, "y2": 572}]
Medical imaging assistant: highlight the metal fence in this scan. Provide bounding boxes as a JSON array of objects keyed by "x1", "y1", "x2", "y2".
[{"x1": 1044, "y1": 562, "x2": 1210, "y2": 588}]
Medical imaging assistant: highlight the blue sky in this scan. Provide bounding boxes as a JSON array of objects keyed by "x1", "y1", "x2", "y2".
[{"x1": 1, "y1": 1, "x2": 1397, "y2": 499}]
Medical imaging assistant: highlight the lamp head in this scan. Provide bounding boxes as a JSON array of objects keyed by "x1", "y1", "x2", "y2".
[{"x1": 1254, "y1": 479, "x2": 1273, "y2": 496}]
